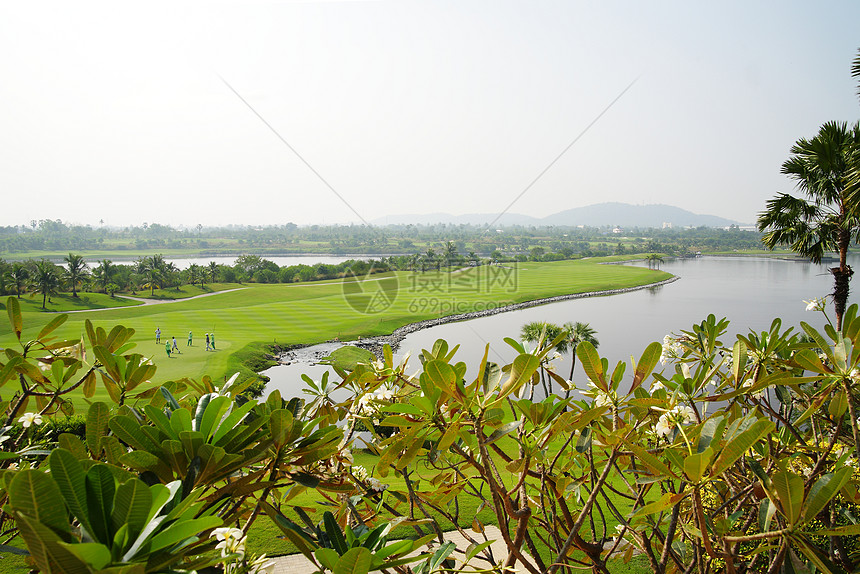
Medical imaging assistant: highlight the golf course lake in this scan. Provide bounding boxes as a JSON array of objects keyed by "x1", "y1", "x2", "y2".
[{"x1": 262, "y1": 255, "x2": 849, "y2": 398}]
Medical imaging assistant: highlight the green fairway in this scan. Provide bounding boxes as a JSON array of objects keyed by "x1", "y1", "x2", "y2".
[
  {"x1": 0, "y1": 259, "x2": 672, "y2": 403},
  {"x1": 0, "y1": 292, "x2": 143, "y2": 313}
]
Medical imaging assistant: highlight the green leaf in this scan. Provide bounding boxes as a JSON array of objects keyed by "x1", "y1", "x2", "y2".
[
  {"x1": 624, "y1": 442, "x2": 676, "y2": 479},
  {"x1": 772, "y1": 471, "x2": 804, "y2": 525},
  {"x1": 424, "y1": 360, "x2": 457, "y2": 395},
  {"x1": 697, "y1": 416, "x2": 725, "y2": 454},
  {"x1": 109, "y1": 416, "x2": 159, "y2": 452},
  {"x1": 111, "y1": 479, "x2": 152, "y2": 543},
  {"x1": 334, "y1": 547, "x2": 372, "y2": 574},
  {"x1": 57, "y1": 542, "x2": 111, "y2": 570},
  {"x1": 212, "y1": 399, "x2": 257, "y2": 444},
  {"x1": 484, "y1": 421, "x2": 521, "y2": 446},
  {"x1": 8, "y1": 470, "x2": 71, "y2": 539},
  {"x1": 632, "y1": 491, "x2": 686, "y2": 518},
  {"x1": 85, "y1": 465, "x2": 116, "y2": 544},
  {"x1": 48, "y1": 449, "x2": 94, "y2": 539},
  {"x1": 683, "y1": 448, "x2": 713, "y2": 483},
  {"x1": 86, "y1": 402, "x2": 111, "y2": 456},
  {"x1": 269, "y1": 409, "x2": 294, "y2": 447},
  {"x1": 324, "y1": 511, "x2": 348, "y2": 554},
  {"x1": 631, "y1": 342, "x2": 662, "y2": 392},
  {"x1": 148, "y1": 516, "x2": 221, "y2": 553},
  {"x1": 7, "y1": 296, "x2": 22, "y2": 340},
  {"x1": 160, "y1": 387, "x2": 181, "y2": 411},
  {"x1": 193, "y1": 394, "x2": 212, "y2": 434},
  {"x1": 198, "y1": 395, "x2": 231, "y2": 441},
  {"x1": 577, "y1": 341, "x2": 605, "y2": 390},
  {"x1": 710, "y1": 419, "x2": 774, "y2": 478},
  {"x1": 315, "y1": 547, "x2": 340, "y2": 571},
  {"x1": 321, "y1": 346, "x2": 375, "y2": 372},
  {"x1": 813, "y1": 523, "x2": 860, "y2": 536},
  {"x1": 143, "y1": 405, "x2": 178, "y2": 442},
  {"x1": 828, "y1": 389, "x2": 848, "y2": 419},
  {"x1": 499, "y1": 353, "x2": 541, "y2": 399},
  {"x1": 37, "y1": 314, "x2": 68, "y2": 341},
  {"x1": 14, "y1": 512, "x2": 90, "y2": 574},
  {"x1": 803, "y1": 467, "x2": 853, "y2": 522}
]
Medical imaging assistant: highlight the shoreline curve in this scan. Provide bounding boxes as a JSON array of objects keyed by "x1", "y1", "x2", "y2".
[{"x1": 275, "y1": 274, "x2": 680, "y2": 361}]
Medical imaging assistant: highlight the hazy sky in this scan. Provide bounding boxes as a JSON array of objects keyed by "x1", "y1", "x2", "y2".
[{"x1": 2, "y1": 1, "x2": 859, "y2": 228}]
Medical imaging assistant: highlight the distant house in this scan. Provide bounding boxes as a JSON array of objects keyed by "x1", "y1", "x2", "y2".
[{"x1": 612, "y1": 227, "x2": 623, "y2": 234}]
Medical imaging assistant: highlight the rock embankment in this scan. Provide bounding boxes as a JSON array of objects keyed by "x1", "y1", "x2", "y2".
[{"x1": 277, "y1": 276, "x2": 679, "y2": 361}]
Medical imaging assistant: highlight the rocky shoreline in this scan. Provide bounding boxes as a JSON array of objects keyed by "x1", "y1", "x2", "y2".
[{"x1": 273, "y1": 275, "x2": 680, "y2": 362}]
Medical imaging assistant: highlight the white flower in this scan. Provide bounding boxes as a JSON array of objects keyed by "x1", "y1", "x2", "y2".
[
  {"x1": 650, "y1": 381, "x2": 665, "y2": 393},
  {"x1": 656, "y1": 404, "x2": 696, "y2": 438},
  {"x1": 655, "y1": 416, "x2": 673, "y2": 438},
  {"x1": 594, "y1": 393, "x2": 612, "y2": 408},
  {"x1": 211, "y1": 527, "x2": 244, "y2": 541},
  {"x1": 211, "y1": 527, "x2": 246, "y2": 558},
  {"x1": 18, "y1": 413, "x2": 42, "y2": 428},
  {"x1": 660, "y1": 335, "x2": 684, "y2": 364},
  {"x1": 614, "y1": 524, "x2": 626, "y2": 535},
  {"x1": 7, "y1": 463, "x2": 19, "y2": 470},
  {"x1": 249, "y1": 554, "x2": 277, "y2": 574},
  {"x1": 353, "y1": 465, "x2": 369, "y2": 481},
  {"x1": 375, "y1": 390, "x2": 394, "y2": 401},
  {"x1": 804, "y1": 297, "x2": 826, "y2": 312},
  {"x1": 367, "y1": 477, "x2": 389, "y2": 493},
  {"x1": 741, "y1": 379, "x2": 766, "y2": 400}
]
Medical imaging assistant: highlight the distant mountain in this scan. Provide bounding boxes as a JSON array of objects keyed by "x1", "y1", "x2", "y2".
[
  {"x1": 541, "y1": 203, "x2": 741, "y2": 228},
  {"x1": 373, "y1": 203, "x2": 741, "y2": 228},
  {"x1": 371, "y1": 212, "x2": 542, "y2": 226}
]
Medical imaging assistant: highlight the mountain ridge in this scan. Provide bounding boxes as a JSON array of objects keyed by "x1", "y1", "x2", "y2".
[{"x1": 372, "y1": 203, "x2": 743, "y2": 228}]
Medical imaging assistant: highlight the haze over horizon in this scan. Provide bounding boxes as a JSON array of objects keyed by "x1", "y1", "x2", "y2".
[{"x1": 2, "y1": 1, "x2": 858, "y2": 229}]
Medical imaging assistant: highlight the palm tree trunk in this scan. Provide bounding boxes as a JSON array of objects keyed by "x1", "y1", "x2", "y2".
[{"x1": 833, "y1": 233, "x2": 853, "y2": 331}]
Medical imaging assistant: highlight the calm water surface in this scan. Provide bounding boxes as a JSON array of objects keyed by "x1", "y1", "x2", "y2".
[{"x1": 263, "y1": 256, "x2": 851, "y2": 398}]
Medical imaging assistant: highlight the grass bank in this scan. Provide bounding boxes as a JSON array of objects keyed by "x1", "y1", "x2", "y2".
[{"x1": 0, "y1": 259, "x2": 672, "y2": 406}]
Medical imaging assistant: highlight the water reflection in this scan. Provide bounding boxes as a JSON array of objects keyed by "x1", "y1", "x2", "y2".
[{"x1": 263, "y1": 256, "x2": 852, "y2": 399}]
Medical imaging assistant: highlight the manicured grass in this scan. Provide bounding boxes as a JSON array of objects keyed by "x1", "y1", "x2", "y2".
[
  {"x1": 0, "y1": 259, "x2": 672, "y2": 408},
  {"x1": 126, "y1": 282, "x2": 244, "y2": 300},
  {"x1": 0, "y1": 292, "x2": 142, "y2": 313}
]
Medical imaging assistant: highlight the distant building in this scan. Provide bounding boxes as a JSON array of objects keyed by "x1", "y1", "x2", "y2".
[
  {"x1": 612, "y1": 227, "x2": 623, "y2": 234},
  {"x1": 662, "y1": 222, "x2": 673, "y2": 229}
]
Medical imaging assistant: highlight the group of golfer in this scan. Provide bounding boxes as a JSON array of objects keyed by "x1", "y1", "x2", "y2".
[{"x1": 155, "y1": 327, "x2": 216, "y2": 358}]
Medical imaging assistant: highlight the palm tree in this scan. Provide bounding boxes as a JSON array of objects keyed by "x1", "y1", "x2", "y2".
[
  {"x1": 8, "y1": 263, "x2": 29, "y2": 298},
  {"x1": 562, "y1": 322, "x2": 600, "y2": 382},
  {"x1": 757, "y1": 121, "x2": 860, "y2": 329},
  {"x1": 646, "y1": 253, "x2": 664, "y2": 270},
  {"x1": 208, "y1": 261, "x2": 219, "y2": 283},
  {"x1": 521, "y1": 321, "x2": 568, "y2": 397},
  {"x1": 93, "y1": 259, "x2": 115, "y2": 293},
  {"x1": 188, "y1": 264, "x2": 206, "y2": 288},
  {"x1": 139, "y1": 256, "x2": 162, "y2": 296},
  {"x1": 63, "y1": 253, "x2": 89, "y2": 297},
  {"x1": 443, "y1": 241, "x2": 458, "y2": 266},
  {"x1": 31, "y1": 260, "x2": 60, "y2": 309},
  {"x1": 853, "y1": 48, "x2": 859, "y2": 101}
]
